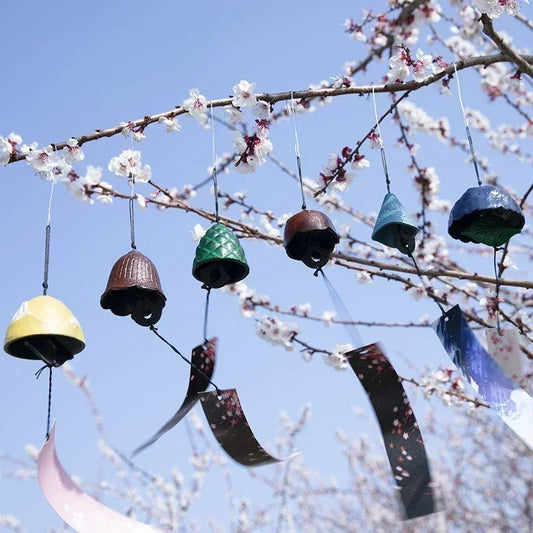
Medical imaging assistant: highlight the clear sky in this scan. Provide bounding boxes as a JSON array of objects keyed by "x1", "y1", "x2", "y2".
[{"x1": 0, "y1": 1, "x2": 531, "y2": 531}]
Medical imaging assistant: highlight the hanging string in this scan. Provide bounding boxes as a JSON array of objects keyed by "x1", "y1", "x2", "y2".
[
  {"x1": 493, "y1": 247, "x2": 502, "y2": 334},
  {"x1": 128, "y1": 175, "x2": 137, "y2": 249},
  {"x1": 408, "y1": 252, "x2": 447, "y2": 316},
  {"x1": 453, "y1": 63, "x2": 482, "y2": 186},
  {"x1": 319, "y1": 269, "x2": 363, "y2": 349},
  {"x1": 210, "y1": 103, "x2": 220, "y2": 222},
  {"x1": 203, "y1": 287, "x2": 211, "y2": 341},
  {"x1": 371, "y1": 85, "x2": 391, "y2": 194},
  {"x1": 149, "y1": 325, "x2": 222, "y2": 396},
  {"x1": 35, "y1": 364, "x2": 53, "y2": 439},
  {"x1": 42, "y1": 179, "x2": 56, "y2": 295},
  {"x1": 289, "y1": 92, "x2": 306, "y2": 210}
]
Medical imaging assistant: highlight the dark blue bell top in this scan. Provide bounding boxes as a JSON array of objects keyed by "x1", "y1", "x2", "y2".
[{"x1": 448, "y1": 185, "x2": 524, "y2": 248}]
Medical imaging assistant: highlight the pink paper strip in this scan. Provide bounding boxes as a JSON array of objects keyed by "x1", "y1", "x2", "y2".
[
  {"x1": 38, "y1": 422, "x2": 168, "y2": 533},
  {"x1": 486, "y1": 329, "x2": 528, "y2": 389}
]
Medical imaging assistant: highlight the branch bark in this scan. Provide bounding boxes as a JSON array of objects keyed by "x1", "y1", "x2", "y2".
[
  {"x1": 481, "y1": 14, "x2": 533, "y2": 78},
  {"x1": 5, "y1": 53, "x2": 533, "y2": 165}
]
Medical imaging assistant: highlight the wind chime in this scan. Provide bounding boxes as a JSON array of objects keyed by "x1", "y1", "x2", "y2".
[
  {"x1": 433, "y1": 65, "x2": 532, "y2": 451},
  {"x1": 133, "y1": 103, "x2": 288, "y2": 467},
  {"x1": 280, "y1": 92, "x2": 437, "y2": 520},
  {"x1": 3, "y1": 178, "x2": 85, "y2": 429}
]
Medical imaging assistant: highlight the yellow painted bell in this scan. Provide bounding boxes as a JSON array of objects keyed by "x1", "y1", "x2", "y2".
[{"x1": 4, "y1": 295, "x2": 85, "y2": 367}]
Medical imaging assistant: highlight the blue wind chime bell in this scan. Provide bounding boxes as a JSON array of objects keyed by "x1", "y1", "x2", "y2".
[{"x1": 372, "y1": 192, "x2": 420, "y2": 254}]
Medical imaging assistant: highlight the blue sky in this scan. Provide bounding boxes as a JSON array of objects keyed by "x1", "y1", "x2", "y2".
[{"x1": 0, "y1": 1, "x2": 531, "y2": 531}]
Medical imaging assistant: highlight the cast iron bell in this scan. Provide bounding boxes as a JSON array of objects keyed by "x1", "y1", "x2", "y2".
[
  {"x1": 192, "y1": 223, "x2": 249, "y2": 289},
  {"x1": 101, "y1": 250, "x2": 166, "y2": 326},
  {"x1": 4, "y1": 295, "x2": 85, "y2": 367},
  {"x1": 372, "y1": 193, "x2": 420, "y2": 255},
  {"x1": 284, "y1": 210, "x2": 340, "y2": 269},
  {"x1": 448, "y1": 185, "x2": 525, "y2": 247}
]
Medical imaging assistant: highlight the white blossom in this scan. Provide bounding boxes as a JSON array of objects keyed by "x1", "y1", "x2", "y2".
[
  {"x1": 25, "y1": 145, "x2": 61, "y2": 177},
  {"x1": 158, "y1": 116, "x2": 182, "y2": 133},
  {"x1": 107, "y1": 149, "x2": 152, "y2": 182},
  {"x1": 0, "y1": 136, "x2": 13, "y2": 166},
  {"x1": 255, "y1": 315, "x2": 300, "y2": 351},
  {"x1": 191, "y1": 223, "x2": 207, "y2": 241},
  {"x1": 225, "y1": 106, "x2": 244, "y2": 124},
  {"x1": 183, "y1": 88, "x2": 208, "y2": 119},
  {"x1": 62, "y1": 138, "x2": 85, "y2": 164},
  {"x1": 387, "y1": 54, "x2": 410, "y2": 83},
  {"x1": 472, "y1": 0, "x2": 522, "y2": 17},
  {"x1": 232, "y1": 80, "x2": 257, "y2": 108}
]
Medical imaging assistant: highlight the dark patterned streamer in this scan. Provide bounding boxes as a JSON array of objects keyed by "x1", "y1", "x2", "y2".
[
  {"x1": 199, "y1": 389, "x2": 284, "y2": 467},
  {"x1": 133, "y1": 338, "x2": 217, "y2": 456},
  {"x1": 344, "y1": 343, "x2": 436, "y2": 519},
  {"x1": 434, "y1": 305, "x2": 533, "y2": 450}
]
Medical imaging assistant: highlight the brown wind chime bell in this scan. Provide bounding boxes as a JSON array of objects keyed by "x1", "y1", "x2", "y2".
[
  {"x1": 284, "y1": 209, "x2": 340, "y2": 269},
  {"x1": 101, "y1": 250, "x2": 166, "y2": 326}
]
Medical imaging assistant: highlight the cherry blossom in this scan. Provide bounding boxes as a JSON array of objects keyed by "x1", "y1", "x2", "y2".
[
  {"x1": 0, "y1": 136, "x2": 13, "y2": 166},
  {"x1": 412, "y1": 49, "x2": 433, "y2": 82},
  {"x1": 182, "y1": 88, "x2": 208, "y2": 119},
  {"x1": 386, "y1": 53, "x2": 410, "y2": 83},
  {"x1": 472, "y1": 0, "x2": 522, "y2": 18},
  {"x1": 62, "y1": 138, "x2": 85, "y2": 165},
  {"x1": 224, "y1": 106, "x2": 244, "y2": 124},
  {"x1": 107, "y1": 149, "x2": 152, "y2": 182},
  {"x1": 255, "y1": 315, "x2": 300, "y2": 351},
  {"x1": 232, "y1": 80, "x2": 257, "y2": 108},
  {"x1": 25, "y1": 145, "x2": 62, "y2": 177},
  {"x1": 158, "y1": 116, "x2": 182, "y2": 133},
  {"x1": 191, "y1": 223, "x2": 207, "y2": 241}
]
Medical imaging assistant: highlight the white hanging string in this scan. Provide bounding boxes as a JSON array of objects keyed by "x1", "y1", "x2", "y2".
[
  {"x1": 371, "y1": 84, "x2": 391, "y2": 193},
  {"x1": 288, "y1": 92, "x2": 306, "y2": 210},
  {"x1": 210, "y1": 102, "x2": 220, "y2": 222},
  {"x1": 453, "y1": 63, "x2": 482, "y2": 186}
]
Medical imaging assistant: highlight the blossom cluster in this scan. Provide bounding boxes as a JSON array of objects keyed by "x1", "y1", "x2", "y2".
[
  {"x1": 318, "y1": 148, "x2": 370, "y2": 192},
  {"x1": 255, "y1": 315, "x2": 300, "y2": 351}
]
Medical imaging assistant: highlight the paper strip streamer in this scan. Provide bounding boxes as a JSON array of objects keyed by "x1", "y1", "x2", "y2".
[
  {"x1": 434, "y1": 305, "x2": 533, "y2": 451},
  {"x1": 344, "y1": 343, "x2": 436, "y2": 519},
  {"x1": 38, "y1": 422, "x2": 168, "y2": 533},
  {"x1": 133, "y1": 338, "x2": 217, "y2": 456},
  {"x1": 199, "y1": 389, "x2": 285, "y2": 467},
  {"x1": 486, "y1": 328, "x2": 528, "y2": 390}
]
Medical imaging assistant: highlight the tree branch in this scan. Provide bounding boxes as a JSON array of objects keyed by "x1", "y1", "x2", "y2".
[
  {"x1": 6, "y1": 54, "x2": 533, "y2": 165},
  {"x1": 480, "y1": 14, "x2": 533, "y2": 78}
]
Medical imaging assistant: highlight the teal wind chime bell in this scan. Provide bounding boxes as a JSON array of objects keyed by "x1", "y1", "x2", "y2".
[
  {"x1": 192, "y1": 222, "x2": 249, "y2": 289},
  {"x1": 372, "y1": 192, "x2": 420, "y2": 254}
]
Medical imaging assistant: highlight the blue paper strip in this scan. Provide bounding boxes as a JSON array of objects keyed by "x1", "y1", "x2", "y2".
[{"x1": 433, "y1": 305, "x2": 533, "y2": 450}]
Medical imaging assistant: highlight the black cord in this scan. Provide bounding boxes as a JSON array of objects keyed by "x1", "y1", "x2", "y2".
[
  {"x1": 493, "y1": 247, "x2": 502, "y2": 334},
  {"x1": 35, "y1": 364, "x2": 53, "y2": 439},
  {"x1": 296, "y1": 155, "x2": 307, "y2": 210},
  {"x1": 42, "y1": 224, "x2": 51, "y2": 295},
  {"x1": 129, "y1": 189, "x2": 137, "y2": 249},
  {"x1": 203, "y1": 287, "x2": 211, "y2": 341},
  {"x1": 149, "y1": 325, "x2": 222, "y2": 396},
  {"x1": 465, "y1": 125, "x2": 482, "y2": 186},
  {"x1": 409, "y1": 252, "x2": 446, "y2": 316}
]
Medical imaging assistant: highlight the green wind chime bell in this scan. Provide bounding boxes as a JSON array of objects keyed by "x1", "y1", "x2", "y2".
[{"x1": 192, "y1": 222, "x2": 249, "y2": 289}]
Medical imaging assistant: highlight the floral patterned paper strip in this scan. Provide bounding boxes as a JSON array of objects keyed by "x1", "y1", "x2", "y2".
[
  {"x1": 199, "y1": 389, "x2": 283, "y2": 467},
  {"x1": 486, "y1": 328, "x2": 529, "y2": 391},
  {"x1": 133, "y1": 338, "x2": 217, "y2": 456},
  {"x1": 434, "y1": 305, "x2": 533, "y2": 451},
  {"x1": 38, "y1": 422, "x2": 168, "y2": 533},
  {"x1": 344, "y1": 343, "x2": 436, "y2": 519}
]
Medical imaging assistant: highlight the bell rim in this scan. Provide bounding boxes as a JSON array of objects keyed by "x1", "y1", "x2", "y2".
[
  {"x1": 100, "y1": 285, "x2": 167, "y2": 310},
  {"x1": 192, "y1": 257, "x2": 250, "y2": 287},
  {"x1": 4, "y1": 333, "x2": 86, "y2": 361}
]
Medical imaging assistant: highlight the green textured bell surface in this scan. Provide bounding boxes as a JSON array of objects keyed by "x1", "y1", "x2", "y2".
[
  {"x1": 192, "y1": 223, "x2": 249, "y2": 288},
  {"x1": 371, "y1": 193, "x2": 420, "y2": 254}
]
